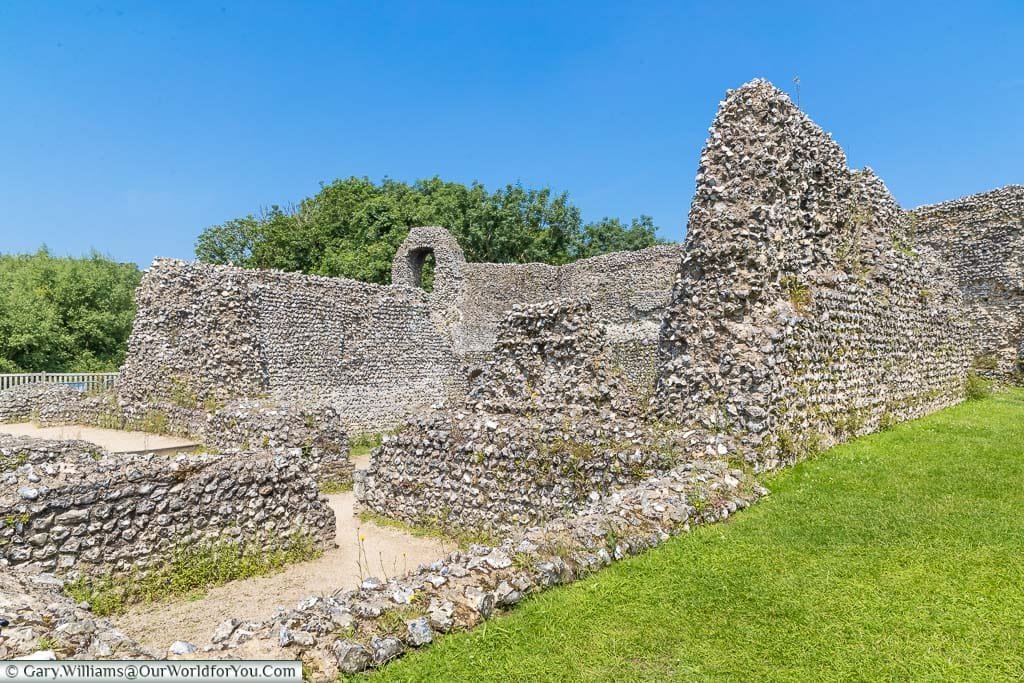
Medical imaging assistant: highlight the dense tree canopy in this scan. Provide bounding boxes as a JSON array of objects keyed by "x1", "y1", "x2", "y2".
[
  {"x1": 0, "y1": 249, "x2": 141, "y2": 373},
  {"x1": 195, "y1": 177, "x2": 668, "y2": 284}
]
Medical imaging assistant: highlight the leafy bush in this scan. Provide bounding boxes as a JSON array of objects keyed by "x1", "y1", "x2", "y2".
[
  {"x1": 349, "y1": 431, "x2": 384, "y2": 459},
  {"x1": 0, "y1": 249, "x2": 141, "y2": 372}
]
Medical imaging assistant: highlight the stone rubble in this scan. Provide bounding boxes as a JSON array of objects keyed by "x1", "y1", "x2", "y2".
[{"x1": 0, "y1": 569, "x2": 154, "y2": 660}]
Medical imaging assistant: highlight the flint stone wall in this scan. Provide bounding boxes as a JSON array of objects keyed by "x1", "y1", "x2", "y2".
[
  {"x1": 912, "y1": 185, "x2": 1024, "y2": 380},
  {"x1": 1, "y1": 435, "x2": 104, "y2": 470},
  {"x1": 359, "y1": 411, "x2": 685, "y2": 533},
  {"x1": 360, "y1": 301, "x2": 687, "y2": 532},
  {"x1": 0, "y1": 384, "x2": 84, "y2": 424},
  {"x1": 117, "y1": 260, "x2": 462, "y2": 433},
  {"x1": 656, "y1": 80, "x2": 971, "y2": 467},
  {"x1": 204, "y1": 400, "x2": 352, "y2": 484},
  {"x1": 117, "y1": 233, "x2": 680, "y2": 433},
  {"x1": 0, "y1": 386, "x2": 354, "y2": 486},
  {"x1": 393, "y1": 227, "x2": 683, "y2": 391},
  {"x1": 0, "y1": 383, "x2": 160, "y2": 435},
  {"x1": 220, "y1": 456, "x2": 761, "y2": 677},
  {"x1": 465, "y1": 299, "x2": 636, "y2": 415},
  {"x1": 0, "y1": 435, "x2": 336, "y2": 577}
]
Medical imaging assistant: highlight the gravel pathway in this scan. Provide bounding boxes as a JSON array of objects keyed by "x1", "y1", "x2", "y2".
[
  {"x1": 112, "y1": 489, "x2": 452, "y2": 651},
  {"x1": 0, "y1": 422, "x2": 198, "y2": 454}
]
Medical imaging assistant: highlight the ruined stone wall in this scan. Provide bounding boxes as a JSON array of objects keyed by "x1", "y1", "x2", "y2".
[
  {"x1": 455, "y1": 247, "x2": 683, "y2": 391},
  {"x1": 117, "y1": 259, "x2": 265, "y2": 406},
  {"x1": 392, "y1": 227, "x2": 683, "y2": 390},
  {"x1": 118, "y1": 233, "x2": 679, "y2": 434},
  {"x1": 912, "y1": 185, "x2": 1024, "y2": 380},
  {"x1": 204, "y1": 400, "x2": 353, "y2": 485},
  {"x1": 465, "y1": 300, "x2": 635, "y2": 415},
  {"x1": 239, "y1": 458, "x2": 758, "y2": 676},
  {"x1": 359, "y1": 301, "x2": 685, "y2": 533},
  {"x1": 1, "y1": 435, "x2": 104, "y2": 469},
  {"x1": 558, "y1": 247, "x2": 684, "y2": 392},
  {"x1": 0, "y1": 383, "x2": 83, "y2": 424},
  {"x1": 118, "y1": 260, "x2": 463, "y2": 433},
  {"x1": 0, "y1": 435, "x2": 336, "y2": 577},
  {"x1": 656, "y1": 80, "x2": 971, "y2": 467}
]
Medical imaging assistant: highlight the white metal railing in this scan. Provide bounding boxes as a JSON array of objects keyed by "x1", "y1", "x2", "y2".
[{"x1": 0, "y1": 372, "x2": 119, "y2": 393}]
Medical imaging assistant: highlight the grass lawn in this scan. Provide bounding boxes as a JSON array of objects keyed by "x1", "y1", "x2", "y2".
[{"x1": 373, "y1": 390, "x2": 1024, "y2": 682}]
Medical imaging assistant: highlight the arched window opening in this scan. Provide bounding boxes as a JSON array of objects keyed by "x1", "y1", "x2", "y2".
[{"x1": 408, "y1": 247, "x2": 436, "y2": 292}]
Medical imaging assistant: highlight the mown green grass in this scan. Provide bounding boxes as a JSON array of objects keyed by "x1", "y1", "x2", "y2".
[{"x1": 374, "y1": 390, "x2": 1024, "y2": 682}]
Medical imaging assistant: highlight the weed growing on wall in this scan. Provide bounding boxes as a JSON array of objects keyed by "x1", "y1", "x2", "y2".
[
  {"x1": 0, "y1": 452, "x2": 28, "y2": 471},
  {"x1": 356, "y1": 510, "x2": 496, "y2": 550},
  {"x1": 320, "y1": 478, "x2": 353, "y2": 494},
  {"x1": 168, "y1": 377, "x2": 199, "y2": 409},
  {"x1": 134, "y1": 409, "x2": 170, "y2": 435},
  {"x1": 780, "y1": 276, "x2": 812, "y2": 313}
]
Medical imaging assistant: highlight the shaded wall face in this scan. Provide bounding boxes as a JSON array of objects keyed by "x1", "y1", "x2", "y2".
[
  {"x1": 912, "y1": 187, "x2": 1024, "y2": 380},
  {"x1": 656, "y1": 81, "x2": 970, "y2": 466},
  {"x1": 454, "y1": 263, "x2": 562, "y2": 359},
  {"x1": 452, "y1": 246, "x2": 684, "y2": 390},
  {"x1": 251, "y1": 271, "x2": 463, "y2": 431}
]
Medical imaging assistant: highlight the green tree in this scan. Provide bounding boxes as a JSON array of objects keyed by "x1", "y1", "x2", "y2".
[
  {"x1": 195, "y1": 176, "x2": 668, "y2": 284},
  {"x1": 574, "y1": 215, "x2": 665, "y2": 259},
  {"x1": 0, "y1": 249, "x2": 142, "y2": 372}
]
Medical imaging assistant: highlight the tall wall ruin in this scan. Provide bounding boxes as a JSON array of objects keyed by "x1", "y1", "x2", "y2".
[
  {"x1": 357, "y1": 80, "x2": 988, "y2": 531},
  {"x1": 912, "y1": 185, "x2": 1024, "y2": 379},
  {"x1": 655, "y1": 80, "x2": 971, "y2": 466}
]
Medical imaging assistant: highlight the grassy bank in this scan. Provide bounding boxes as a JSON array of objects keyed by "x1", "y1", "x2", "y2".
[{"x1": 375, "y1": 390, "x2": 1024, "y2": 681}]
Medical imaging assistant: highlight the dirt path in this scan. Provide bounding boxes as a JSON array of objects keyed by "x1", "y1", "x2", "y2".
[
  {"x1": 112, "y1": 486, "x2": 452, "y2": 651},
  {"x1": 7, "y1": 426, "x2": 441, "y2": 651},
  {"x1": 0, "y1": 422, "x2": 198, "y2": 454}
]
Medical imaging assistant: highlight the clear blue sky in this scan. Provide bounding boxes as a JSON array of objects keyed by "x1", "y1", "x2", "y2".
[{"x1": 1, "y1": 1, "x2": 1021, "y2": 267}]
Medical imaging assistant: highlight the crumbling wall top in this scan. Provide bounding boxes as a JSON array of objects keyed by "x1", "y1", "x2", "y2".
[{"x1": 391, "y1": 226, "x2": 466, "y2": 290}]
